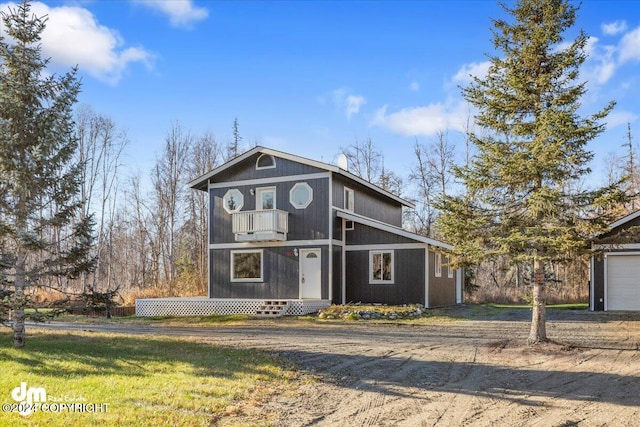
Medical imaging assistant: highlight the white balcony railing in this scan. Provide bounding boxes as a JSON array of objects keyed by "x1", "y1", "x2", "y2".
[{"x1": 232, "y1": 209, "x2": 288, "y2": 242}]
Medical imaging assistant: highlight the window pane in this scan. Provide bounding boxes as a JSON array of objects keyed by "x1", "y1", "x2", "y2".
[
  {"x1": 233, "y1": 252, "x2": 261, "y2": 279},
  {"x1": 261, "y1": 191, "x2": 274, "y2": 209},
  {"x1": 223, "y1": 189, "x2": 244, "y2": 213},
  {"x1": 292, "y1": 186, "x2": 309, "y2": 206},
  {"x1": 372, "y1": 253, "x2": 382, "y2": 280},
  {"x1": 382, "y1": 253, "x2": 392, "y2": 281}
]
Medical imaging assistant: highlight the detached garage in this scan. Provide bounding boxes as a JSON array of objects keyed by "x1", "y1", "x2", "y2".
[{"x1": 591, "y1": 211, "x2": 640, "y2": 311}]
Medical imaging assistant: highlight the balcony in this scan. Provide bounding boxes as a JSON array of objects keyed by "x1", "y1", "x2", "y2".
[{"x1": 232, "y1": 209, "x2": 288, "y2": 242}]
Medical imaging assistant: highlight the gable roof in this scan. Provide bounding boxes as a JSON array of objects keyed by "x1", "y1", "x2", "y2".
[
  {"x1": 188, "y1": 146, "x2": 415, "y2": 208},
  {"x1": 608, "y1": 209, "x2": 640, "y2": 231}
]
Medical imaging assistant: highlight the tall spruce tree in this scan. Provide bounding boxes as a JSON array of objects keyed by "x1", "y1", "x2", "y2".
[
  {"x1": 438, "y1": 0, "x2": 624, "y2": 344},
  {"x1": 0, "y1": 1, "x2": 94, "y2": 347}
]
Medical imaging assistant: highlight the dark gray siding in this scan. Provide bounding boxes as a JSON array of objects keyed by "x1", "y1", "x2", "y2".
[
  {"x1": 345, "y1": 249, "x2": 425, "y2": 305},
  {"x1": 428, "y1": 250, "x2": 457, "y2": 307},
  {"x1": 592, "y1": 255, "x2": 605, "y2": 311},
  {"x1": 332, "y1": 246, "x2": 342, "y2": 304},
  {"x1": 210, "y1": 177, "x2": 329, "y2": 244},
  {"x1": 332, "y1": 174, "x2": 403, "y2": 227},
  {"x1": 213, "y1": 154, "x2": 325, "y2": 183},
  {"x1": 346, "y1": 223, "x2": 419, "y2": 246},
  {"x1": 210, "y1": 246, "x2": 330, "y2": 299}
]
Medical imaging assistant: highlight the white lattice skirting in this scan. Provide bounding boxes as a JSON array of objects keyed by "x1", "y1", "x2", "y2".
[{"x1": 135, "y1": 298, "x2": 330, "y2": 317}]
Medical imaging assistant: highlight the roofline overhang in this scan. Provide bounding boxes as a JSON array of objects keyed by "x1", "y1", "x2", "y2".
[{"x1": 188, "y1": 146, "x2": 415, "y2": 208}]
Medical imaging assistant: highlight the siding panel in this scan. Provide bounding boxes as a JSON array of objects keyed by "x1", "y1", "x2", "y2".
[
  {"x1": 345, "y1": 249, "x2": 425, "y2": 305},
  {"x1": 210, "y1": 246, "x2": 329, "y2": 299},
  {"x1": 428, "y1": 250, "x2": 456, "y2": 307},
  {"x1": 332, "y1": 175, "x2": 403, "y2": 226}
]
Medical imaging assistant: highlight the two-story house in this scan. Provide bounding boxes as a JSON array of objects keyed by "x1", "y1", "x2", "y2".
[{"x1": 136, "y1": 146, "x2": 462, "y2": 317}]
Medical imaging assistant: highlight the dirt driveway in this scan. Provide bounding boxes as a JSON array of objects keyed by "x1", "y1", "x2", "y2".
[{"x1": 36, "y1": 308, "x2": 640, "y2": 426}]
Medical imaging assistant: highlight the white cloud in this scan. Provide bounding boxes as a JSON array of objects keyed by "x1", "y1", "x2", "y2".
[
  {"x1": 451, "y1": 61, "x2": 490, "y2": 85},
  {"x1": 371, "y1": 103, "x2": 467, "y2": 136},
  {"x1": 606, "y1": 110, "x2": 638, "y2": 129},
  {"x1": 602, "y1": 20, "x2": 627, "y2": 36},
  {"x1": 409, "y1": 81, "x2": 420, "y2": 91},
  {"x1": 619, "y1": 26, "x2": 640, "y2": 63},
  {"x1": 583, "y1": 37, "x2": 618, "y2": 85},
  {"x1": 134, "y1": 0, "x2": 208, "y2": 28},
  {"x1": 331, "y1": 88, "x2": 366, "y2": 119},
  {"x1": 345, "y1": 95, "x2": 366, "y2": 118},
  {"x1": 0, "y1": 2, "x2": 153, "y2": 85}
]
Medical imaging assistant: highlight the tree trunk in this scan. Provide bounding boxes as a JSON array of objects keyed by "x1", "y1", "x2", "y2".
[
  {"x1": 528, "y1": 260, "x2": 547, "y2": 344},
  {"x1": 12, "y1": 286, "x2": 26, "y2": 348}
]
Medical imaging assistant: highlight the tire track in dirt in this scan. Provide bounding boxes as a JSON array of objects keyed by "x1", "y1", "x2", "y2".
[{"x1": 33, "y1": 311, "x2": 640, "y2": 427}]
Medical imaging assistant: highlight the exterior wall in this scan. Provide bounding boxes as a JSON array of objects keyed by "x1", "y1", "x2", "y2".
[
  {"x1": 212, "y1": 153, "x2": 326, "y2": 183},
  {"x1": 345, "y1": 249, "x2": 425, "y2": 305},
  {"x1": 428, "y1": 250, "x2": 457, "y2": 308},
  {"x1": 209, "y1": 246, "x2": 329, "y2": 299},
  {"x1": 332, "y1": 174, "x2": 403, "y2": 227},
  {"x1": 346, "y1": 223, "x2": 419, "y2": 246},
  {"x1": 332, "y1": 245, "x2": 342, "y2": 304},
  {"x1": 592, "y1": 254, "x2": 605, "y2": 311},
  {"x1": 209, "y1": 177, "x2": 329, "y2": 244},
  {"x1": 591, "y1": 215, "x2": 640, "y2": 311}
]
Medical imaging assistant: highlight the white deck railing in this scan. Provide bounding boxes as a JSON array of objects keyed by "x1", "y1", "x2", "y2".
[{"x1": 232, "y1": 209, "x2": 288, "y2": 241}]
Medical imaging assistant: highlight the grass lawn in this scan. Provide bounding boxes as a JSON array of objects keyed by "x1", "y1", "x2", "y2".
[{"x1": 0, "y1": 330, "x2": 300, "y2": 426}]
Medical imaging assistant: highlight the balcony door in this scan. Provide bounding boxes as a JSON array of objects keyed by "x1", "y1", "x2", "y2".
[
  {"x1": 300, "y1": 249, "x2": 321, "y2": 299},
  {"x1": 256, "y1": 187, "x2": 275, "y2": 210}
]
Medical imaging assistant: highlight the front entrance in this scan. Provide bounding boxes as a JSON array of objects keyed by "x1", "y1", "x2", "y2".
[{"x1": 300, "y1": 249, "x2": 321, "y2": 299}]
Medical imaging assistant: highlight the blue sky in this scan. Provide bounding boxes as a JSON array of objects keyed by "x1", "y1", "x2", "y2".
[{"x1": 2, "y1": 0, "x2": 640, "y2": 188}]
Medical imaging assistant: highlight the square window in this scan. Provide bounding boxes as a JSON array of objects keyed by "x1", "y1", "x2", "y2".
[
  {"x1": 256, "y1": 187, "x2": 276, "y2": 210},
  {"x1": 231, "y1": 250, "x2": 263, "y2": 282},
  {"x1": 370, "y1": 250, "x2": 394, "y2": 284}
]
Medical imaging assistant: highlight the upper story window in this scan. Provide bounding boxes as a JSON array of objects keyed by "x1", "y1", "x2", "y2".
[
  {"x1": 223, "y1": 189, "x2": 244, "y2": 214},
  {"x1": 344, "y1": 187, "x2": 354, "y2": 212},
  {"x1": 289, "y1": 182, "x2": 313, "y2": 209},
  {"x1": 256, "y1": 154, "x2": 276, "y2": 170},
  {"x1": 256, "y1": 187, "x2": 276, "y2": 210},
  {"x1": 447, "y1": 257, "x2": 454, "y2": 278},
  {"x1": 435, "y1": 252, "x2": 442, "y2": 278}
]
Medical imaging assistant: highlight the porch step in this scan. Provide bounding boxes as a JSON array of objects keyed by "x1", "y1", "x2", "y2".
[{"x1": 255, "y1": 300, "x2": 290, "y2": 318}]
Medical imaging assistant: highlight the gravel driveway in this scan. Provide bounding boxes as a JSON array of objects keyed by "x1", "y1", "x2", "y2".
[{"x1": 34, "y1": 308, "x2": 640, "y2": 426}]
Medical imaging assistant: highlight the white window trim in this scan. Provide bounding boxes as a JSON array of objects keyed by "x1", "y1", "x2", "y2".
[
  {"x1": 345, "y1": 220, "x2": 354, "y2": 231},
  {"x1": 230, "y1": 249, "x2": 263, "y2": 282},
  {"x1": 435, "y1": 252, "x2": 442, "y2": 278},
  {"x1": 289, "y1": 182, "x2": 313, "y2": 209},
  {"x1": 447, "y1": 257, "x2": 454, "y2": 279},
  {"x1": 255, "y1": 153, "x2": 276, "y2": 170},
  {"x1": 369, "y1": 250, "x2": 394, "y2": 284},
  {"x1": 344, "y1": 187, "x2": 354, "y2": 212},
  {"x1": 256, "y1": 186, "x2": 276, "y2": 210},
  {"x1": 222, "y1": 189, "x2": 244, "y2": 214}
]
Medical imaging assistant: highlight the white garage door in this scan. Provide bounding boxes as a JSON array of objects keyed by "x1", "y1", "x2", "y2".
[{"x1": 607, "y1": 255, "x2": 640, "y2": 311}]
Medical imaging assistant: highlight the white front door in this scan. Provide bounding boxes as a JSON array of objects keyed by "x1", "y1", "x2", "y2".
[{"x1": 300, "y1": 249, "x2": 322, "y2": 299}]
